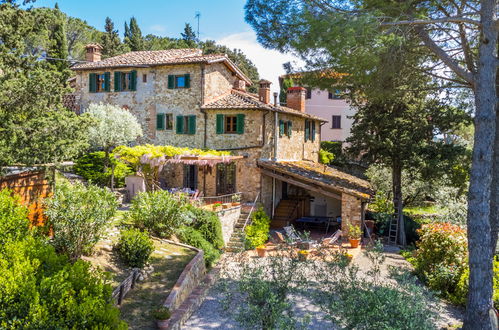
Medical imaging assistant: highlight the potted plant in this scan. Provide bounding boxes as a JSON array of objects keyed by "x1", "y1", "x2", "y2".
[
  {"x1": 348, "y1": 224, "x2": 362, "y2": 248},
  {"x1": 222, "y1": 202, "x2": 231, "y2": 209},
  {"x1": 212, "y1": 202, "x2": 222, "y2": 212},
  {"x1": 343, "y1": 253, "x2": 353, "y2": 262},
  {"x1": 297, "y1": 250, "x2": 309, "y2": 261},
  {"x1": 231, "y1": 194, "x2": 241, "y2": 206},
  {"x1": 256, "y1": 245, "x2": 267, "y2": 257},
  {"x1": 152, "y1": 306, "x2": 171, "y2": 328}
]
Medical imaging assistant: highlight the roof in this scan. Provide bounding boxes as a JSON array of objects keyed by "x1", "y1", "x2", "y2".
[
  {"x1": 71, "y1": 48, "x2": 252, "y2": 85},
  {"x1": 202, "y1": 89, "x2": 327, "y2": 121},
  {"x1": 258, "y1": 160, "x2": 373, "y2": 200}
]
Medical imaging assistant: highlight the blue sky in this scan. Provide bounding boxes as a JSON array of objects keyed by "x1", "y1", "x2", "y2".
[
  {"x1": 30, "y1": 0, "x2": 250, "y2": 40},
  {"x1": 28, "y1": 0, "x2": 303, "y2": 92}
]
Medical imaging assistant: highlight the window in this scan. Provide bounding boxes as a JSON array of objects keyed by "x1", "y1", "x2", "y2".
[
  {"x1": 305, "y1": 87, "x2": 312, "y2": 99},
  {"x1": 216, "y1": 163, "x2": 236, "y2": 195},
  {"x1": 279, "y1": 120, "x2": 292, "y2": 138},
  {"x1": 168, "y1": 74, "x2": 191, "y2": 89},
  {"x1": 114, "y1": 71, "x2": 137, "y2": 92},
  {"x1": 216, "y1": 114, "x2": 245, "y2": 134},
  {"x1": 304, "y1": 119, "x2": 316, "y2": 142},
  {"x1": 89, "y1": 72, "x2": 110, "y2": 93},
  {"x1": 328, "y1": 89, "x2": 342, "y2": 99},
  {"x1": 143, "y1": 74, "x2": 147, "y2": 83},
  {"x1": 176, "y1": 115, "x2": 196, "y2": 134},
  {"x1": 165, "y1": 114, "x2": 173, "y2": 130},
  {"x1": 332, "y1": 115, "x2": 342, "y2": 129},
  {"x1": 156, "y1": 113, "x2": 173, "y2": 131},
  {"x1": 183, "y1": 165, "x2": 198, "y2": 190}
]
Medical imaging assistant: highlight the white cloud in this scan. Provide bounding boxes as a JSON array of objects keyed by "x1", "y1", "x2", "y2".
[
  {"x1": 150, "y1": 24, "x2": 167, "y2": 34},
  {"x1": 215, "y1": 31, "x2": 304, "y2": 96}
]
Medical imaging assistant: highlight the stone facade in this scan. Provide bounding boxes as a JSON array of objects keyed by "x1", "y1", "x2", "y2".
[{"x1": 341, "y1": 193, "x2": 362, "y2": 233}]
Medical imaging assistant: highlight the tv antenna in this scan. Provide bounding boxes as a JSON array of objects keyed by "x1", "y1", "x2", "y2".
[{"x1": 195, "y1": 11, "x2": 201, "y2": 40}]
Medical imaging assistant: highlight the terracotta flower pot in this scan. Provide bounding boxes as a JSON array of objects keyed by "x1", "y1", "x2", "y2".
[
  {"x1": 156, "y1": 319, "x2": 170, "y2": 329},
  {"x1": 256, "y1": 247, "x2": 267, "y2": 257},
  {"x1": 349, "y1": 238, "x2": 360, "y2": 248},
  {"x1": 232, "y1": 202, "x2": 241, "y2": 207}
]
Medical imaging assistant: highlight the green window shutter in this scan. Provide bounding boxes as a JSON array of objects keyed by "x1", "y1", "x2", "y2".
[
  {"x1": 279, "y1": 120, "x2": 284, "y2": 137},
  {"x1": 130, "y1": 70, "x2": 137, "y2": 91},
  {"x1": 89, "y1": 73, "x2": 96, "y2": 92},
  {"x1": 311, "y1": 121, "x2": 316, "y2": 142},
  {"x1": 287, "y1": 121, "x2": 292, "y2": 137},
  {"x1": 216, "y1": 114, "x2": 225, "y2": 134},
  {"x1": 156, "y1": 113, "x2": 165, "y2": 130},
  {"x1": 114, "y1": 72, "x2": 121, "y2": 92},
  {"x1": 236, "y1": 114, "x2": 245, "y2": 134},
  {"x1": 104, "y1": 72, "x2": 111, "y2": 92},
  {"x1": 168, "y1": 75, "x2": 175, "y2": 89},
  {"x1": 184, "y1": 74, "x2": 190, "y2": 88},
  {"x1": 188, "y1": 115, "x2": 196, "y2": 134},
  {"x1": 304, "y1": 120, "x2": 310, "y2": 141},
  {"x1": 176, "y1": 115, "x2": 184, "y2": 134}
]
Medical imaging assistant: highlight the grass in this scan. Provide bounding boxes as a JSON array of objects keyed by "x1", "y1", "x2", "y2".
[
  {"x1": 403, "y1": 205, "x2": 446, "y2": 216},
  {"x1": 84, "y1": 211, "x2": 196, "y2": 329}
]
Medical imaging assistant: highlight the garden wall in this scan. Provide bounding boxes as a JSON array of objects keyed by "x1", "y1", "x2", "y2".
[
  {"x1": 163, "y1": 240, "x2": 206, "y2": 311},
  {"x1": 216, "y1": 206, "x2": 241, "y2": 245}
]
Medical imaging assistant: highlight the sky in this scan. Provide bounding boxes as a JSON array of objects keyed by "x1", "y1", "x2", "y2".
[{"x1": 28, "y1": 0, "x2": 303, "y2": 94}]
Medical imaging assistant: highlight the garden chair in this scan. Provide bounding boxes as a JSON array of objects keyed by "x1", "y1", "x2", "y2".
[
  {"x1": 283, "y1": 226, "x2": 302, "y2": 244},
  {"x1": 320, "y1": 229, "x2": 342, "y2": 248}
]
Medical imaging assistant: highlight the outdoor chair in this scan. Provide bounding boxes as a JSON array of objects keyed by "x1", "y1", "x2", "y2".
[
  {"x1": 283, "y1": 226, "x2": 302, "y2": 243},
  {"x1": 320, "y1": 229, "x2": 342, "y2": 248}
]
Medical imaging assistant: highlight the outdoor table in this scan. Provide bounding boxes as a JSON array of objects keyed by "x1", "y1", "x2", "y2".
[{"x1": 295, "y1": 216, "x2": 340, "y2": 234}]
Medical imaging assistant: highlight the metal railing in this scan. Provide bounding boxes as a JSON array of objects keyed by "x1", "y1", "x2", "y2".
[
  {"x1": 242, "y1": 192, "x2": 260, "y2": 231},
  {"x1": 199, "y1": 192, "x2": 242, "y2": 205}
]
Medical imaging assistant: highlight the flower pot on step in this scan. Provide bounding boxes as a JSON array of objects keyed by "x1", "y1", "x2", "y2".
[
  {"x1": 349, "y1": 238, "x2": 360, "y2": 248},
  {"x1": 256, "y1": 246, "x2": 267, "y2": 257}
]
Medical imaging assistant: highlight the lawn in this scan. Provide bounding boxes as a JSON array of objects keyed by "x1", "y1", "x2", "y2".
[{"x1": 83, "y1": 212, "x2": 196, "y2": 329}]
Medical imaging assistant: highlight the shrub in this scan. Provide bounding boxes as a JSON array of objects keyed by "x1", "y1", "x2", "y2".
[
  {"x1": 188, "y1": 205, "x2": 224, "y2": 249},
  {"x1": 0, "y1": 189, "x2": 29, "y2": 246},
  {"x1": 126, "y1": 190, "x2": 189, "y2": 238},
  {"x1": 45, "y1": 182, "x2": 118, "y2": 259},
  {"x1": 115, "y1": 229, "x2": 154, "y2": 268},
  {"x1": 0, "y1": 236, "x2": 126, "y2": 329},
  {"x1": 152, "y1": 307, "x2": 171, "y2": 320},
  {"x1": 244, "y1": 207, "x2": 271, "y2": 249},
  {"x1": 414, "y1": 223, "x2": 467, "y2": 280},
  {"x1": 74, "y1": 151, "x2": 133, "y2": 187},
  {"x1": 177, "y1": 226, "x2": 220, "y2": 267}
]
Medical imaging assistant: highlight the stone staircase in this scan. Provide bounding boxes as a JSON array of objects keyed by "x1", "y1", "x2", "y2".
[{"x1": 225, "y1": 211, "x2": 250, "y2": 252}]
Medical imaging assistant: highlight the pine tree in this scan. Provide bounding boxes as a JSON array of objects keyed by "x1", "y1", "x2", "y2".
[
  {"x1": 181, "y1": 23, "x2": 197, "y2": 46},
  {"x1": 47, "y1": 3, "x2": 69, "y2": 80},
  {"x1": 124, "y1": 17, "x2": 144, "y2": 51},
  {"x1": 101, "y1": 17, "x2": 122, "y2": 58}
]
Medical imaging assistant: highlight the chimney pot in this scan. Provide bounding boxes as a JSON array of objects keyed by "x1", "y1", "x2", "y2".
[
  {"x1": 85, "y1": 44, "x2": 103, "y2": 63},
  {"x1": 273, "y1": 92, "x2": 278, "y2": 106},
  {"x1": 286, "y1": 86, "x2": 306, "y2": 112},
  {"x1": 258, "y1": 79, "x2": 272, "y2": 104}
]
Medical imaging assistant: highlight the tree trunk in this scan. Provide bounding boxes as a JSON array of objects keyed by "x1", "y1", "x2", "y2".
[
  {"x1": 464, "y1": 1, "x2": 497, "y2": 328},
  {"x1": 491, "y1": 36, "x2": 499, "y2": 257},
  {"x1": 110, "y1": 162, "x2": 116, "y2": 191},
  {"x1": 392, "y1": 159, "x2": 406, "y2": 246}
]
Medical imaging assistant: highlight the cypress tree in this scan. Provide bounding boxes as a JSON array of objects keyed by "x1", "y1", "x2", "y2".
[
  {"x1": 124, "y1": 17, "x2": 144, "y2": 51},
  {"x1": 101, "y1": 17, "x2": 122, "y2": 58}
]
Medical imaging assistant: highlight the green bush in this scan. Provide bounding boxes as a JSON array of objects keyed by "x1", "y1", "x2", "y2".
[
  {"x1": 320, "y1": 141, "x2": 346, "y2": 166},
  {"x1": 115, "y1": 229, "x2": 154, "y2": 268},
  {"x1": 74, "y1": 151, "x2": 133, "y2": 187},
  {"x1": 188, "y1": 205, "x2": 224, "y2": 249},
  {"x1": 45, "y1": 182, "x2": 118, "y2": 260},
  {"x1": 244, "y1": 207, "x2": 271, "y2": 249},
  {"x1": 0, "y1": 236, "x2": 126, "y2": 329},
  {"x1": 126, "y1": 190, "x2": 189, "y2": 238},
  {"x1": 0, "y1": 189, "x2": 29, "y2": 246},
  {"x1": 177, "y1": 226, "x2": 220, "y2": 267}
]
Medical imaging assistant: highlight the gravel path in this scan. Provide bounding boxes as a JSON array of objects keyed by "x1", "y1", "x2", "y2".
[{"x1": 184, "y1": 246, "x2": 464, "y2": 329}]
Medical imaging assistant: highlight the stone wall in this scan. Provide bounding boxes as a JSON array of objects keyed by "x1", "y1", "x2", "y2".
[
  {"x1": 341, "y1": 193, "x2": 362, "y2": 234},
  {"x1": 275, "y1": 112, "x2": 320, "y2": 162},
  {"x1": 203, "y1": 62, "x2": 237, "y2": 103},
  {"x1": 216, "y1": 206, "x2": 241, "y2": 245},
  {"x1": 163, "y1": 241, "x2": 206, "y2": 311}
]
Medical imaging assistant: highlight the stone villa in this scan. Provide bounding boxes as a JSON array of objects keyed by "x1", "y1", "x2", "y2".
[{"x1": 70, "y1": 44, "x2": 372, "y2": 232}]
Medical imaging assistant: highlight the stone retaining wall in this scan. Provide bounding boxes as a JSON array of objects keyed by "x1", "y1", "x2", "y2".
[
  {"x1": 216, "y1": 206, "x2": 241, "y2": 245},
  {"x1": 162, "y1": 240, "x2": 206, "y2": 312}
]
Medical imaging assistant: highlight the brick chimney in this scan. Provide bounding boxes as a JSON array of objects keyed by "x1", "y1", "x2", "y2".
[
  {"x1": 234, "y1": 78, "x2": 246, "y2": 91},
  {"x1": 85, "y1": 44, "x2": 103, "y2": 62},
  {"x1": 287, "y1": 87, "x2": 306, "y2": 112},
  {"x1": 258, "y1": 79, "x2": 272, "y2": 104}
]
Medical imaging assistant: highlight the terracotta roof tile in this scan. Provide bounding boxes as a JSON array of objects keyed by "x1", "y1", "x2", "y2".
[
  {"x1": 258, "y1": 160, "x2": 373, "y2": 200},
  {"x1": 202, "y1": 89, "x2": 327, "y2": 121}
]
